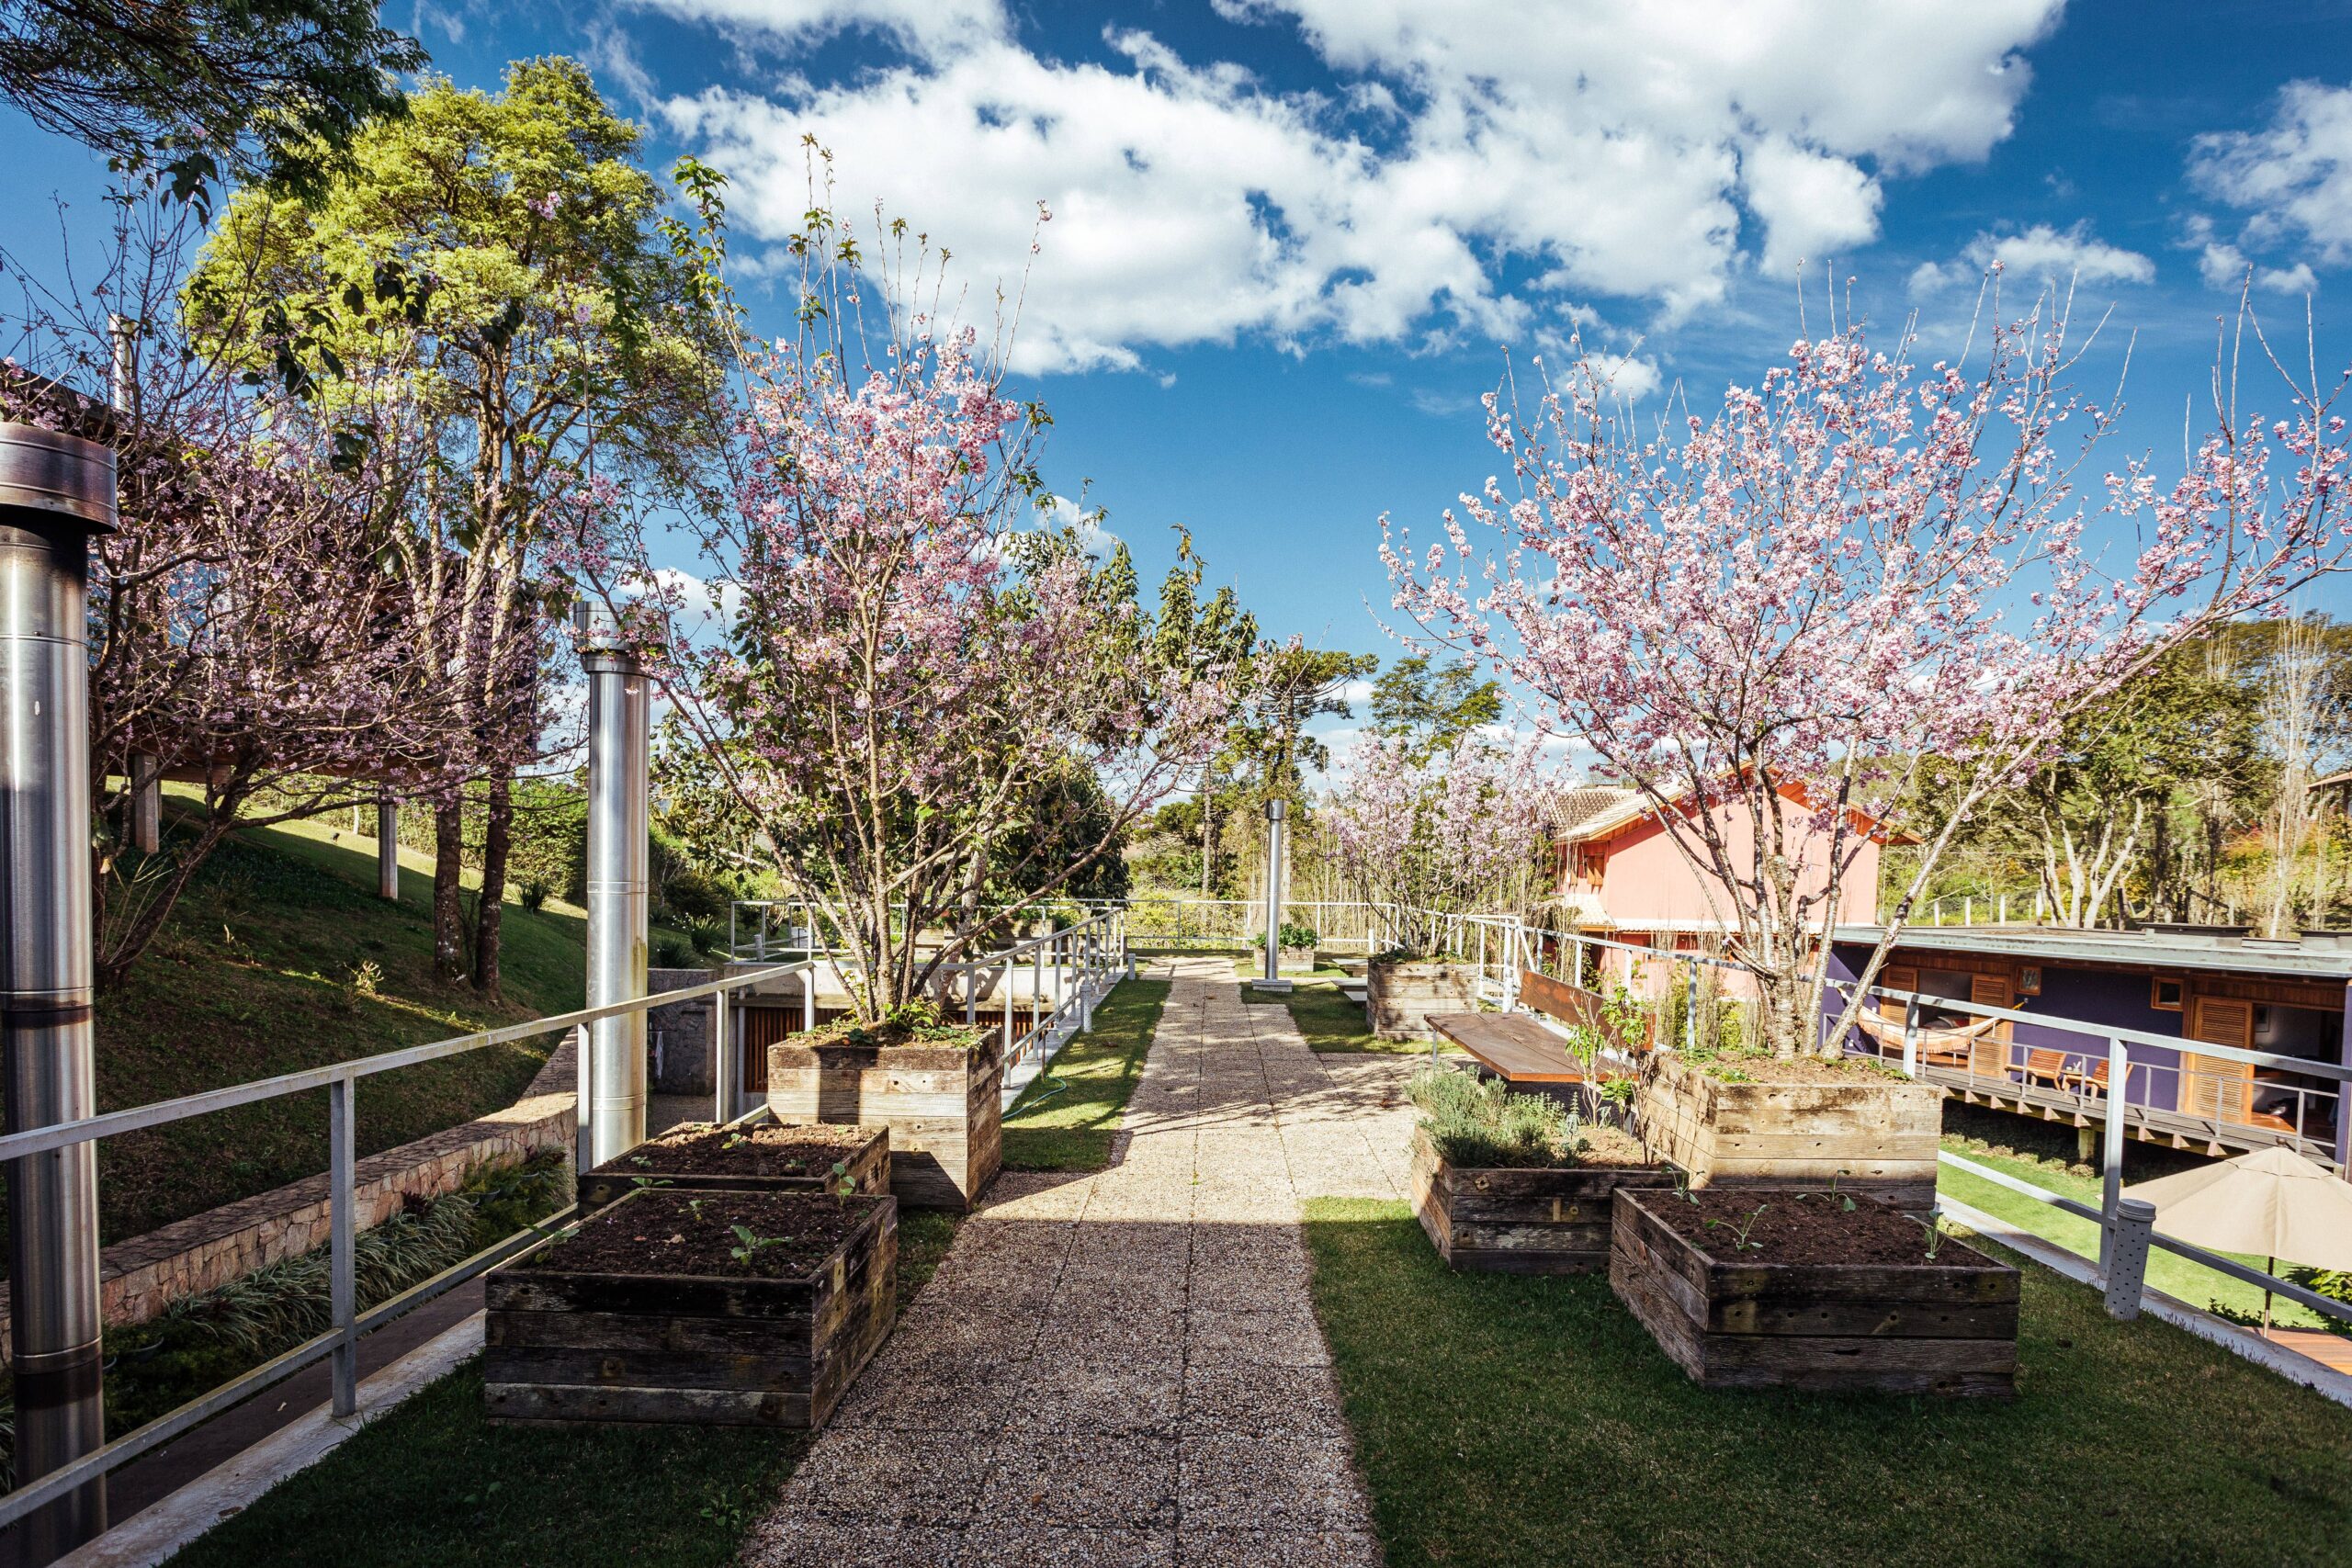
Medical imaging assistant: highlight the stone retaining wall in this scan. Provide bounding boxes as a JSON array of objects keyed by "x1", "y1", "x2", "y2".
[
  {"x1": 0, "y1": 1036, "x2": 579, "y2": 1364},
  {"x1": 649, "y1": 966, "x2": 717, "y2": 1094}
]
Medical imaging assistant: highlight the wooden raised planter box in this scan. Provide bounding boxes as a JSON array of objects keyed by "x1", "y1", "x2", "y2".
[
  {"x1": 1367, "y1": 958, "x2": 1476, "y2": 1041},
  {"x1": 1639, "y1": 1052, "x2": 1941, "y2": 1208},
  {"x1": 578, "y1": 1114, "x2": 890, "y2": 1213},
  {"x1": 1609, "y1": 1188, "x2": 2018, "y2": 1397},
  {"x1": 1410, "y1": 1126, "x2": 1676, "y2": 1273},
  {"x1": 485, "y1": 1188, "x2": 898, "y2": 1428},
  {"x1": 766, "y1": 1033, "x2": 1002, "y2": 1212}
]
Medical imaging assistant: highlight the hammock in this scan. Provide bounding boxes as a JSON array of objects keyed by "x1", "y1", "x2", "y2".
[{"x1": 1851, "y1": 1005, "x2": 2010, "y2": 1066}]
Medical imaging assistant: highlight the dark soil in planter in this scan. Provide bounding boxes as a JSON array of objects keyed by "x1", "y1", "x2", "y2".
[
  {"x1": 592, "y1": 1121, "x2": 874, "y2": 1180},
  {"x1": 537, "y1": 1190, "x2": 864, "y2": 1280},
  {"x1": 1694, "y1": 1054, "x2": 1907, "y2": 1086},
  {"x1": 1649, "y1": 1188, "x2": 1947, "y2": 1267},
  {"x1": 1567, "y1": 1123, "x2": 1654, "y2": 1168},
  {"x1": 800, "y1": 1016, "x2": 983, "y2": 1050}
]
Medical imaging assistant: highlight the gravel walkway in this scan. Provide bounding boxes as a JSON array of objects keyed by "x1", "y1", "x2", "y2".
[{"x1": 742, "y1": 957, "x2": 1415, "y2": 1568}]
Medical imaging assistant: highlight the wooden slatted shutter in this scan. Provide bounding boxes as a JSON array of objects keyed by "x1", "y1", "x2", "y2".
[
  {"x1": 1968, "y1": 974, "x2": 2013, "y2": 1077},
  {"x1": 2183, "y1": 996, "x2": 2255, "y2": 1123},
  {"x1": 1878, "y1": 965, "x2": 1918, "y2": 1020}
]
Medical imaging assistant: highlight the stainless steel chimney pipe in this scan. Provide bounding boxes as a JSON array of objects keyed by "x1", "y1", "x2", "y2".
[
  {"x1": 0, "y1": 423, "x2": 112, "y2": 1562},
  {"x1": 1262, "y1": 798, "x2": 1286, "y2": 983},
  {"x1": 579, "y1": 605, "x2": 649, "y2": 1165}
]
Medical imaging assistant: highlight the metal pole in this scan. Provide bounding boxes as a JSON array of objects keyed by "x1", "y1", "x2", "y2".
[
  {"x1": 2104, "y1": 1197, "x2": 2157, "y2": 1318},
  {"x1": 327, "y1": 1076, "x2": 356, "y2": 1416},
  {"x1": 375, "y1": 795, "x2": 400, "y2": 901},
  {"x1": 127, "y1": 754, "x2": 159, "y2": 857},
  {"x1": 711, "y1": 987, "x2": 732, "y2": 1125},
  {"x1": 1263, "y1": 799, "x2": 1286, "y2": 982},
  {"x1": 579, "y1": 605, "x2": 650, "y2": 1166},
  {"x1": 1, "y1": 423, "x2": 113, "y2": 1560},
  {"x1": 2099, "y1": 1035, "x2": 2130, "y2": 1274}
]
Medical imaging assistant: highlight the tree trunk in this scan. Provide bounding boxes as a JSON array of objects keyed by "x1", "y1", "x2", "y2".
[
  {"x1": 473, "y1": 773, "x2": 511, "y2": 998},
  {"x1": 434, "y1": 797, "x2": 467, "y2": 983}
]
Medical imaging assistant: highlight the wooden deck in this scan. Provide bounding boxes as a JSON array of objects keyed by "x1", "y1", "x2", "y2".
[
  {"x1": 1428, "y1": 1012, "x2": 1584, "y2": 1083},
  {"x1": 1850, "y1": 1049, "x2": 2343, "y2": 1172},
  {"x1": 2266, "y1": 1327, "x2": 2352, "y2": 1376}
]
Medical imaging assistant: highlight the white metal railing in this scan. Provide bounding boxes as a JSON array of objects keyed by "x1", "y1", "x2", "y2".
[
  {"x1": 0, "y1": 958, "x2": 822, "y2": 1535},
  {"x1": 715, "y1": 907, "x2": 1130, "y2": 1114},
  {"x1": 0, "y1": 908, "x2": 1135, "y2": 1536},
  {"x1": 1119, "y1": 897, "x2": 1386, "y2": 954}
]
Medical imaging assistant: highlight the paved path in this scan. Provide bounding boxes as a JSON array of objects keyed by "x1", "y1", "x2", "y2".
[{"x1": 743, "y1": 957, "x2": 1416, "y2": 1568}]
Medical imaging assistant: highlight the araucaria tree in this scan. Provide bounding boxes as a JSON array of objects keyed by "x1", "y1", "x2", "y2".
[
  {"x1": 1388, "y1": 296, "x2": 2352, "y2": 1058},
  {"x1": 604, "y1": 176, "x2": 1260, "y2": 1021}
]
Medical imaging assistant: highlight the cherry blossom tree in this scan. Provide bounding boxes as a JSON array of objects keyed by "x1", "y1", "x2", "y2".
[
  {"x1": 1387, "y1": 288, "x2": 2352, "y2": 1057},
  {"x1": 1, "y1": 196, "x2": 515, "y2": 984},
  {"x1": 584, "y1": 164, "x2": 1263, "y2": 1021},
  {"x1": 1326, "y1": 734, "x2": 1549, "y2": 951}
]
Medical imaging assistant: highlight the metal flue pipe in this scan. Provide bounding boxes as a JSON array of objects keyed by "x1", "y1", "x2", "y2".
[
  {"x1": 579, "y1": 604, "x2": 650, "y2": 1166},
  {"x1": 1262, "y1": 798, "x2": 1286, "y2": 983},
  {"x1": 0, "y1": 423, "x2": 113, "y2": 1562}
]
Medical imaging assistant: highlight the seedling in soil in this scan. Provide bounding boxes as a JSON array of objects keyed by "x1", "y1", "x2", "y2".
[
  {"x1": 686, "y1": 1198, "x2": 707, "y2": 1223},
  {"x1": 1908, "y1": 1213, "x2": 1947, "y2": 1262},
  {"x1": 728, "y1": 1225, "x2": 788, "y2": 1267},
  {"x1": 722, "y1": 1133, "x2": 750, "y2": 1151},
  {"x1": 1800, "y1": 1169, "x2": 1859, "y2": 1213},
  {"x1": 1704, "y1": 1202, "x2": 1770, "y2": 1253},
  {"x1": 628, "y1": 1155, "x2": 652, "y2": 1168},
  {"x1": 628, "y1": 1176, "x2": 673, "y2": 1194},
  {"x1": 1671, "y1": 1168, "x2": 1701, "y2": 1207},
  {"x1": 831, "y1": 1160, "x2": 854, "y2": 1201}
]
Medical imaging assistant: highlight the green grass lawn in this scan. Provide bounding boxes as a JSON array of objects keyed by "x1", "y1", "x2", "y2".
[
  {"x1": 1000, "y1": 978, "x2": 1172, "y2": 1170},
  {"x1": 1239, "y1": 976, "x2": 1460, "y2": 1057},
  {"x1": 74, "y1": 817, "x2": 598, "y2": 1248},
  {"x1": 164, "y1": 1201, "x2": 966, "y2": 1568},
  {"x1": 1936, "y1": 1138, "x2": 2338, "y2": 1332},
  {"x1": 1303, "y1": 1197, "x2": 2352, "y2": 1568}
]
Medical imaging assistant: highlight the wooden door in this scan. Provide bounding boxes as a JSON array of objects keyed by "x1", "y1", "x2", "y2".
[
  {"x1": 740, "y1": 1005, "x2": 801, "y2": 1095},
  {"x1": 2183, "y1": 995, "x2": 2255, "y2": 1123},
  {"x1": 1968, "y1": 974, "x2": 2013, "y2": 1078}
]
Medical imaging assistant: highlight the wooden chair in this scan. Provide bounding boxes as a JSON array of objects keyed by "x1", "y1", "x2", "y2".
[
  {"x1": 2058, "y1": 1058, "x2": 2109, "y2": 1099},
  {"x1": 2021, "y1": 1048, "x2": 2069, "y2": 1089}
]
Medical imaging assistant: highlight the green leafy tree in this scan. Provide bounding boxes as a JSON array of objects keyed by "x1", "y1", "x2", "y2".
[
  {"x1": 187, "y1": 57, "x2": 730, "y2": 994},
  {"x1": 0, "y1": 0, "x2": 424, "y2": 209},
  {"x1": 1370, "y1": 653, "x2": 1502, "y2": 762}
]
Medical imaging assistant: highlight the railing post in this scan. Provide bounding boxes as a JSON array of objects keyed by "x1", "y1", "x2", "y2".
[
  {"x1": 1684, "y1": 958, "x2": 1699, "y2": 1053},
  {"x1": 711, "y1": 984, "x2": 733, "y2": 1125},
  {"x1": 2, "y1": 422, "x2": 115, "y2": 1560},
  {"x1": 2104, "y1": 1197, "x2": 2157, "y2": 1319},
  {"x1": 1002, "y1": 953, "x2": 1015, "y2": 1061},
  {"x1": 328, "y1": 1074, "x2": 356, "y2": 1417},
  {"x1": 1901, "y1": 995, "x2": 1920, "y2": 1077},
  {"x1": 2099, "y1": 1035, "x2": 2130, "y2": 1274},
  {"x1": 375, "y1": 795, "x2": 400, "y2": 902}
]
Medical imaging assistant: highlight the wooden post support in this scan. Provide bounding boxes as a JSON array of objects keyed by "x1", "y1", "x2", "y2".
[{"x1": 130, "y1": 752, "x2": 161, "y2": 854}]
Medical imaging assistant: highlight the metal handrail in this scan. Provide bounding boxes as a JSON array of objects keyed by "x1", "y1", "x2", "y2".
[
  {"x1": 1937, "y1": 1151, "x2": 2352, "y2": 1329},
  {"x1": 0, "y1": 907, "x2": 1136, "y2": 1535}
]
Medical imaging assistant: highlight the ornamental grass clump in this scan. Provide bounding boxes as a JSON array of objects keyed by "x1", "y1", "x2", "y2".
[{"x1": 1408, "y1": 1066, "x2": 1572, "y2": 1168}]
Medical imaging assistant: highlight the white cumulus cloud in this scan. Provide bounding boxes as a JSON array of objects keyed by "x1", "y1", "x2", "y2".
[
  {"x1": 1960, "y1": 222, "x2": 2156, "y2": 288},
  {"x1": 645, "y1": 0, "x2": 2064, "y2": 370},
  {"x1": 2188, "y1": 80, "x2": 2352, "y2": 267}
]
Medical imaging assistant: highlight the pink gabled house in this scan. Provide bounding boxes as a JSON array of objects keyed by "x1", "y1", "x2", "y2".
[{"x1": 1544, "y1": 783, "x2": 1899, "y2": 978}]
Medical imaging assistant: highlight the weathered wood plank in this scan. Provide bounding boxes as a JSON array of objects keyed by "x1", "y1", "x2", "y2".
[{"x1": 1608, "y1": 1189, "x2": 2018, "y2": 1398}]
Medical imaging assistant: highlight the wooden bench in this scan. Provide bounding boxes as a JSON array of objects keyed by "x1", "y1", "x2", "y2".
[{"x1": 1427, "y1": 969, "x2": 1652, "y2": 1086}]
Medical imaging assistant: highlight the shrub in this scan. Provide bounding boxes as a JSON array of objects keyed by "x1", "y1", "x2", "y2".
[
  {"x1": 518, "y1": 879, "x2": 551, "y2": 912},
  {"x1": 1408, "y1": 1066, "x2": 1574, "y2": 1168},
  {"x1": 1277, "y1": 922, "x2": 1319, "y2": 951},
  {"x1": 652, "y1": 933, "x2": 700, "y2": 969}
]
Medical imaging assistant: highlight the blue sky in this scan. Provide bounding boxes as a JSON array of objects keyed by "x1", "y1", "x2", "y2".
[{"x1": 6, "y1": 0, "x2": 2352, "y2": 675}]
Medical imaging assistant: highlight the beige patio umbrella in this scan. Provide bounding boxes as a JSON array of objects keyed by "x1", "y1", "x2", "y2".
[{"x1": 2125, "y1": 1145, "x2": 2352, "y2": 1330}]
